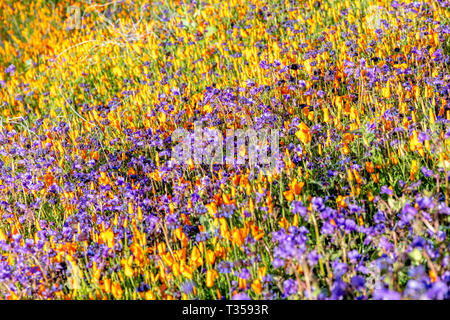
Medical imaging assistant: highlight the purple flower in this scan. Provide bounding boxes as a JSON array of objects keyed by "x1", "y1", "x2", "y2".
[
  {"x1": 437, "y1": 203, "x2": 450, "y2": 215},
  {"x1": 181, "y1": 281, "x2": 195, "y2": 294},
  {"x1": 374, "y1": 210, "x2": 386, "y2": 224},
  {"x1": 411, "y1": 237, "x2": 426, "y2": 249},
  {"x1": 283, "y1": 279, "x2": 298, "y2": 297},
  {"x1": 330, "y1": 278, "x2": 348, "y2": 299},
  {"x1": 239, "y1": 268, "x2": 251, "y2": 279},
  {"x1": 416, "y1": 196, "x2": 435, "y2": 210},
  {"x1": 332, "y1": 259, "x2": 348, "y2": 278},
  {"x1": 5, "y1": 64, "x2": 15, "y2": 75},
  {"x1": 232, "y1": 292, "x2": 251, "y2": 300},
  {"x1": 436, "y1": 230, "x2": 446, "y2": 242},
  {"x1": 426, "y1": 281, "x2": 449, "y2": 300},
  {"x1": 321, "y1": 221, "x2": 335, "y2": 235},
  {"x1": 404, "y1": 279, "x2": 426, "y2": 299},
  {"x1": 259, "y1": 60, "x2": 270, "y2": 70},
  {"x1": 344, "y1": 219, "x2": 357, "y2": 233},
  {"x1": 291, "y1": 200, "x2": 307, "y2": 217},
  {"x1": 408, "y1": 265, "x2": 426, "y2": 279},
  {"x1": 374, "y1": 256, "x2": 393, "y2": 273},
  {"x1": 348, "y1": 250, "x2": 361, "y2": 264},
  {"x1": 356, "y1": 264, "x2": 370, "y2": 275},
  {"x1": 399, "y1": 203, "x2": 417, "y2": 226},
  {"x1": 421, "y1": 167, "x2": 434, "y2": 177},
  {"x1": 378, "y1": 237, "x2": 394, "y2": 252},
  {"x1": 311, "y1": 197, "x2": 325, "y2": 212},
  {"x1": 373, "y1": 288, "x2": 401, "y2": 300},
  {"x1": 444, "y1": 130, "x2": 450, "y2": 140},
  {"x1": 308, "y1": 250, "x2": 320, "y2": 267},
  {"x1": 273, "y1": 257, "x2": 285, "y2": 269},
  {"x1": 418, "y1": 132, "x2": 430, "y2": 143},
  {"x1": 351, "y1": 276, "x2": 365, "y2": 290},
  {"x1": 217, "y1": 261, "x2": 232, "y2": 274},
  {"x1": 380, "y1": 186, "x2": 393, "y2": 196}
]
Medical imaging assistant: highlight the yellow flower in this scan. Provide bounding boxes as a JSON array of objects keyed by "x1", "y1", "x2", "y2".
[
  {"x1": 205, "y1": 202, "x2": 217, "y2": 216},
  {"x1": 231, "y1": 227, "x2": 247, "y2": 247},
  {"x1": 429, "y1": 270, "x2": 437, "y2": 283},
  {"x1": 336, "y1": 195, "x2": 348, "y2": 209},
  {"x1": 250, "y1": 224, "x2": 264, "y2": 241},
  {"x1": 238, "y1": 278, "x2": 247, "y2": 290},
  {"x1": 410, "y1": 160, "x2": 418, "y2": 181},
  {"x1": 347, "y1": 168, "x2": 354, "y2": 182},
  {"x1": 102, "y1": 279, "x2": 111, "y2": 294},
  {"x1": 121, "y1": 257, "x2": 135, "y2": 278},
  {"x1": 342, "y1": 143, "x2": 350, "y2": 155},
  {"x1": 365, "y1": 161, "x2": 375, "y2": 174},
  {"x1": 180, "y1": 262, "x2": 193, "y2": 279},
  {"x1": 353, "y1": 169, "x2": 362, "y2": 185},
  {"x1": 206, "y1": 249, "x2": 216, "y2": 265},
  {"x1": 295, "y1": 122, "x2": 311, "y2": 144},
  {"x1": 8, "y1": 291, "x2": 19, "y2": 300},
  {"x1": 278, "y1": 217, "x2": 290, "y2": 230},
  {"x1": 99, "y1": 228, "x2": 115, "y2": 248},
  {"x1": 283, "y1": 190, "x2": 294, "y2": 202},
  {"x1": 145, "y1": 291, "x2": 156, "y2": 300},
  {"x1": 323, "y1": 107, "x2": 330, "y2": 123},
  {"x1": 189, "y1": 246, "x2": 203, "y2": 268},
  {"x1": 372, "y1": 173, "x2": 380, "y2": 184},
  {"x1": 251, "y1": 279, "x2": 262, "y2": 295},
  {"x1": 289, "y1": 179, "x2": 305, "y2": 195},
  {"x1": 111, "y1": 282, "x2": 123, "y2": 299},
  {"x1": 206, "y1": 269, "x2": 218, "y2": 288}
]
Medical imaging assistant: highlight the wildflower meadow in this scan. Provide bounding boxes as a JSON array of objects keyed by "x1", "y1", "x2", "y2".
[{"x1": 0, "y1": 0, "x2": 449, "y2": 300}]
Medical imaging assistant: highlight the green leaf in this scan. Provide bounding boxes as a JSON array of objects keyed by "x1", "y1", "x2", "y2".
[
  {"x1": 199, "y1": 215, "x2": 214, "y2": 234},
  {"x1": 409, "y1": 248, "x2": 422, "y2": 264},
  {"x1": 205, "y1": 26, "x2": 218, "y2": 37}
]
